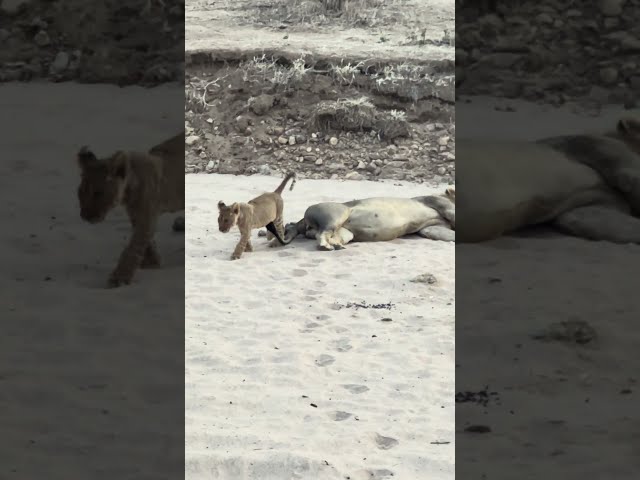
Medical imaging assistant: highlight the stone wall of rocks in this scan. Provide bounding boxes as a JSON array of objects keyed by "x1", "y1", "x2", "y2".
[
  {"x1": 0, "y1": 0, "x2": 184, "y2": 85},
  {"x1": 457, "y1": 0, "x2": 640, "y2": 108},
  {"x1": 185, "y1": 114, "x2": 455, "y2": 184}
]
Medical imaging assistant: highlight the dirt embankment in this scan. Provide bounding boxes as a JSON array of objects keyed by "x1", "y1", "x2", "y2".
[
  {"x1": 185, "y1": 56, "x2": 455, "y2": 184},
  {"x1": 0, "y1": 0, "x2": 184, "y2": 86},
  {"x1": 185, "y1": 0, "x2": 455, "y2": 183},
  {"x1": 457, "y1": 0, "x2": 640, "y2": 111}
]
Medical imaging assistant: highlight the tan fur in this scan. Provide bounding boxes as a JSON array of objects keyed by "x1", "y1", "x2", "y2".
[
  {"x1": 218, "y1": 173, "x2": 296, "y2": 260},
  {"x1": 456, "y1": 116, "x2": 640, "y2": 243},
  {"x1": 77, "y1": 131, "x2": 185, "y2": 287}
]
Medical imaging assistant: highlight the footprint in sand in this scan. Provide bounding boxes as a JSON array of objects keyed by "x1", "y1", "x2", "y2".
[
  {"x1": 374, "y1": 433, "x2": 399, "y2": 450},
  {"x1": 332, "y1": 338, "x2": 352, "y2": 352},
  {"x1": 277, "y1": 251, "x2": 294, "y2": 257},
  {"x1": 329, "y1": 411, "x2": 352, "y2": 421},
  {"x1": 342, "y1": 384, "x2": 369, "y2": 394},
  {"x1": 314, "y1": 354, "x2": 335, "y2": 367},
  {"x1": 292, "y1": 269, "x2": 308, "y2": 277}
]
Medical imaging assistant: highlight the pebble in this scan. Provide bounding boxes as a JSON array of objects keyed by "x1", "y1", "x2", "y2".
[
  {"x1": 185, "y1": 135, "x2": 200, "y2": 146},
  {"x1": 34, "y1": 30, "x2": 50, "y2": 46},
  {"x1": 278, "y1": 136, "x2": 288, "y2": 145},
  {"x1": 329, "y1": 137, "x2": 338, "y2": 146}
]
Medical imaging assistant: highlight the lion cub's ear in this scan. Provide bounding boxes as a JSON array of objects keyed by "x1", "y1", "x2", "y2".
[
  {"x1": 77, "y1": 146, "x2": 97, "y2": 169},
  {"x1": 108, "y1": 151, "x2": 129, "y2": 179},
  {"x1": 218, "y1": 201, "x2": 226, "y2": 210},
  {"x1": 618, "y1": 117, "x2": 640, "y2": 136},
  {"x1": 231, "y1": 203, "x2": 240, "y2": 215}
]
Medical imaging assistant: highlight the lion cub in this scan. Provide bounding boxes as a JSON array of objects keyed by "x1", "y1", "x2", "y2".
[
  {"x1": 76, "y1": 131, "x2": 185, "y2": 288},
  {"x1": 218, "y1": 172, "x2": 296, "y2": 260}
]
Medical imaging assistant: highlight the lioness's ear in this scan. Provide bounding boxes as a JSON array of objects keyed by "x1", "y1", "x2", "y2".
[
  {"x1": 218, "y1": 201, "x2": 226, "y2": 210},
  {"x1": 231, "y1": 203, "x2": 240, "y2": 215},
  {"x1": 77, "y1": 146, "x2": 97, "y2": 169},
  {"x1": 618, "y1": 117, "x2": 640, "y2": 136},
  {"x1": 108, "y1": 151, "x2": 128, "y2": 179}
]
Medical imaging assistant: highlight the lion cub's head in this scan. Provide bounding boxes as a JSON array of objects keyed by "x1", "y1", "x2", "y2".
[
  {"x1": 217, "y1": 201, "x2": 240, "y2": 233},
  {"x1": 77, "y1": 147, "x2": 129, "y2": 224},
  {"x1": 615, "y1": 116, "x2": 640, "y2": 155}
]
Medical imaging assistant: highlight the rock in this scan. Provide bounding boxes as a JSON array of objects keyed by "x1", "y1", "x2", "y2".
[
  {"x1": 345, "y1": 171, "x2": 365, "y2": 180},
  {"x1": 274, "y1": 126, "x2": 285, "y2": 135},
  {"x1": 357, "y1": 160, "x2": 366, "y2": 169},
  {"x1": 411, "y1": 273, "x2": 437, "y2": 284},
  {"x1": 258, "y1": 164, "x2": 271, "y2": 175},
  {"x1": 235, "y1": 116, "x2": 250, "y2": 132},
  {"x1": 329, "y1": 137, "x2": 338, "y2": 146},
  {"x1": 531, "y1": 319, "x2": 597, "y2": 345},
  {"x1": 34, "y1": 30, "x2": 50, "y2": 46},
  {"x1": 206, "y1": 160, "x2": 215, "y2": 171},
  {"x1": 50, "y1": 51, "x2": 69, "y2": 73},
  {"x1": 438, "y1": 136, "x2": 450, "y2": 146},
  {"x1": 288, "y1": 135, "x2": 296, "y2": 145},
  {"x1": 437, "y1": 166, "x2": 447, "y2": 175},
  {"x1": 249, "y1": 94, "x2": 274, "y2": 116},
  {"x1": 599, "y1": 0, "x2": 625, "y2": 16},
  {"x1": 599, "y1": 67, "x2": 618, "y2": 85},
  {"x1": 1, "y1": 0, "x2": 31, "y2": 14},
  {"x1": 277, "y1": 136, "x2": 288, "y2": 145},
  {"x1": 185, "y1": 135, "x2": 200, "y2": 146},
  {"x1": 315, "y1": 158, "x2": 323, "y2": 166}
]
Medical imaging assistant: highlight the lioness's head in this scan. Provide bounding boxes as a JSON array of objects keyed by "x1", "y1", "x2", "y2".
[
  {"x1": 217, "y1": 201, "x2": 239, "y2": 233},
  {"x1": 615, "y1": 117, "x2": 640, "y2": 155},
  {"x1": 77, "y1": 147, "x2": 129, "y2": 224},
  {"x1": 444, "y1": 186, "x2": 455, "y2": 203}
]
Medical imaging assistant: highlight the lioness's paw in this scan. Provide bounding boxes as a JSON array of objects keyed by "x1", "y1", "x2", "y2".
[{"x1": 230, "y1": 253, "x2": 241, "y2": 260}]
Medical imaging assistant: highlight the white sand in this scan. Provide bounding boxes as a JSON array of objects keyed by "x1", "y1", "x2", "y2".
[
  {"x1": 456, "y1": 97, "x2": 640, "y2": 478},
  {"x1": 0, "y1": 82, "x2": 185, "y2": 478},
  {"x1": 185, "y1": 174, "x2": 455, "y2": 480}
]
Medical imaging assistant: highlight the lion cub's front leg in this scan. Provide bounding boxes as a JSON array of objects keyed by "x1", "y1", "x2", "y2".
[
  {"x1": 108, "y1": 203, "x2": 158, "y2": 287},
  {"x1": 231, "y1": 226, "x2": 252, "y2": 260},
  {"x1": 141, "y1": 240, "x2": 161, "y2": 268}
]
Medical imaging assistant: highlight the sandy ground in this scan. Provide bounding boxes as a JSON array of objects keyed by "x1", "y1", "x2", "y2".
[
  {"x1": 185, "y1": 174, "x2": 455, "y2": 479},
  {"x1": 0, "y1": 82, "x2": 184, "y2": 478},
  {"x1": 185, "y1": 0, "x2": 454, "y2": 64},
  {"x1": 456, "y1": 97, "x2": 640, "y2": 478}
]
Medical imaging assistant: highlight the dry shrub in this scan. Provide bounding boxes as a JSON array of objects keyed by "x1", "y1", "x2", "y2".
[{"x1": 309, "y1": 97, "x2": 410, "y2": 140}]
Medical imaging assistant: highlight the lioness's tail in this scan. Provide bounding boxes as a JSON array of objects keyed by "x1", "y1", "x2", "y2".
[
  {"x1": 265, "y1": 222, "x2": 295, "y2": 245},
  {"x1": 274, "y1": 172, "x2": 297, "y2": 194}
]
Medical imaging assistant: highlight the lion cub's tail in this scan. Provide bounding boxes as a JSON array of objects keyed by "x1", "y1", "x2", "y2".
[{"x1": 274, "y1": 171, "x2": 297, "y2": 195}]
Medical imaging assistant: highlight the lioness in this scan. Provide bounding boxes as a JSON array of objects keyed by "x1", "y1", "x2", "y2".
[
  {"x1": 217, "y1": 172, "x2": 296, "y2": 260},
  {"x1": 283, "y1": 186, "x2": 456, "y2": 250},
  {"x1": 456, "y1": 116, "x2": 640, "y2": 243},
  {"x1": 77, "y1": 131, "x2": 185, "y2": 287}
]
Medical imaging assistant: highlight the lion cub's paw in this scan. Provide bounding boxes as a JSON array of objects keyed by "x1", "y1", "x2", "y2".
[
  {"x1": 230, "y1": 253, "x2": 242, "y2": 260},
  {"x1": 107, "y1": 274, "x2": 131, "y2": 288}
]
